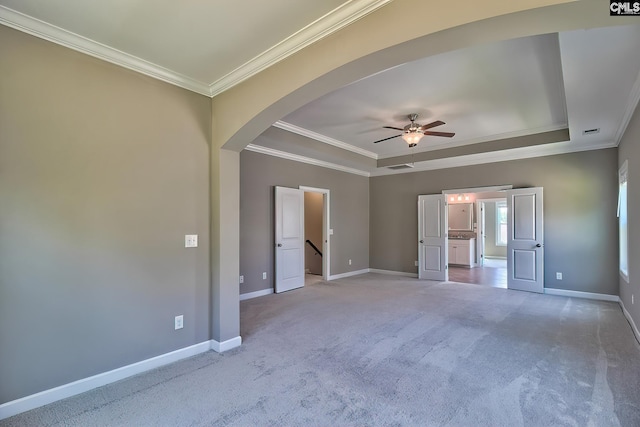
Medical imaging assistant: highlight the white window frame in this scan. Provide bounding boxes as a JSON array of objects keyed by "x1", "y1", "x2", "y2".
[
  {"x1": 495, "y1": 201, "x2": 508, "y2": 247},
  {"x1": 618, "y1": 160, "x2": 629, "y2": 283}
]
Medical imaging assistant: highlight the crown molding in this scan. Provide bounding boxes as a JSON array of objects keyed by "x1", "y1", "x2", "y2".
[
  {"x1": 273, "y1": 121, "x2": 379, "y2": 159},
  {"x1": 371, "y1": 139, "x2": 617, "y2": 176},
  {"x1": 0, "y1": 6, "x2": 212, "y2": 96},
  {"x1": 209, "y1": 0, "x2": 393, "y2": 97},
  {"x1": 376, "y1": 123, "x2": 569, "y2": 160},
  {"x1": 245, "y1": 144, "x2": 370, "y2": 177},
  {"x1": 615, "y1": 67, "x2": 640, "y2": 146}
]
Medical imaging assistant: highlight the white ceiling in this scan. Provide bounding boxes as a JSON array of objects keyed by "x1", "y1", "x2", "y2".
[
  {"x1": 281, "y1": 33, "x2": 569, "y2": 159},
  {"x1": 0, "y1": 0, "x2": 390, "y2": 94},
  {"x1": 260, "y1": 24, "x2": 640, "y2": 174},
  {"x1": 1, "y1": 1, "x2": 639, "y2": 176}
]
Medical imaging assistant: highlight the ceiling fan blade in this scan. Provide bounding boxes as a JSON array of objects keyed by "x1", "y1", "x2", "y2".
[
  {"x1": 383, "y1": 126, "x2": 404, "y2": 131},
  {"x1": 420, "y1": 120, "x2": 445, "y2": 131},
  {"x1": 423, "y1": 131, "x2": 455, "y2": 138},
  {"x1": 373, "y1": 134, "x2": 401, "y2": 144}
]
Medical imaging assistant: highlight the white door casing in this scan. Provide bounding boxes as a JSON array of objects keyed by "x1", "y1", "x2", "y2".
[
  {"x1": 418, "y1": 195, "x2": 448, "y2": 281},
  {"x1": 275, "y1": 186, "x2": 305, "y2": 293},
  {"x1": 299, "y1": 186, "x2": 330, "y2": 280},
  {"x1": 506, "y1": 187, "x2": 544, "y2": 293}
]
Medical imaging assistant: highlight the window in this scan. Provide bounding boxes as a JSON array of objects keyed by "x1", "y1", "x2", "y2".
[
  {"x1": 496, "y1": 201, "x2": 508, "y2": 246},
  {"x1": 619, "y1": 160, "x2": 629, "y2": 282}
]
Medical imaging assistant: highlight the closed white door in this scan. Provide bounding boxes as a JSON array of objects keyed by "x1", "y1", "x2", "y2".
[
  {"x1": 275, "y1": 186, "x2": 305, "y2": 293},
  {"x1": 418, "y1": 195, "x2": 448, "y2": 281},
  {"x1": 506, "y1": 187, "x2": 544, "y2": 293}
]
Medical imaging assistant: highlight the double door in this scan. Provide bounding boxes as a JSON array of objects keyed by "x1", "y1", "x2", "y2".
[{"x1": 418, "y1": 189, "x2": 543, "y2": 293}]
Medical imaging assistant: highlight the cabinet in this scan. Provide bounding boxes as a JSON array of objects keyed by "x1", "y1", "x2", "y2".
[{"x1": 448, "y1": 238, "x2": 475, "y2": 267}]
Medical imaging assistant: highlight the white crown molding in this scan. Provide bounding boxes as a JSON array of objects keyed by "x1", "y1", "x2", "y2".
[
  {"x1": 245, "y1": 144, "x2": 371, "y2": 177},
  {"x1": 371, "y1": 139, "x2": 617, "y2": 176},
  {"x1": 209, "y1": 0, "x2": 393, "y2": 97},
  {"x1": 1, "y1": 1, "x2": 392, "y2": 97},
  {"x1": 274, "y1": 121, "x2": 379, "y2": 159},
  {"x1": 377, "y1": 123, "x2": 569, "y2": 160},
  {"x1": 615, "y1": 67, "x2": 640, "y2": 146},
  {"x1": 0, "y1": 6, "x2": 211, "y2": 96}
]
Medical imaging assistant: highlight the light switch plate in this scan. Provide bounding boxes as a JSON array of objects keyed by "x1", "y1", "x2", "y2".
[
  {"x1": 556, "y1": 272, "x2": 562, "y2": 280},
  {"x1": 185, "y1": 235, "x2": 198, "y2": 248},
  {"x1": 239, "y1": 275, "x2": 244, "y2": 284}
]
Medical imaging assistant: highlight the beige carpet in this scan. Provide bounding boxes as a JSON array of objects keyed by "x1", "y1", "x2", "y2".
[{"x1": 2, "y1": 273, "x2": 639, "y2": 426}]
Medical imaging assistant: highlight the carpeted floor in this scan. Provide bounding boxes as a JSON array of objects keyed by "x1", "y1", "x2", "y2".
[{"x1": 3, "y1": 273, "x2": 640, "y2": 426}]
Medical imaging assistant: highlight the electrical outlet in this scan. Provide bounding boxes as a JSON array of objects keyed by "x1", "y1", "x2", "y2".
[
  {"x1": 174, "y1": 315, "x2": 184, "y2": 330},
  {"x1": 239, "y1": 275, "x2": 244, "y2": 284},
  {"x1": 633, "y1": 294, "x2": 635, "y2": 305},
  {"x1": 184, "y1": 235, "x2": 198, "y2": 248},
  {"x1": 556, "y1": 272, "x2": 562, "y2": 280},
  {"x1": 414, "y1": 261, "x2": 419, "y2": 266},
  {"x1": 349, "y1": 259, "x2": 352, "y2": 265},
  {"x1": 262, "y1": 272, "x2": 267, "y2": 280}
]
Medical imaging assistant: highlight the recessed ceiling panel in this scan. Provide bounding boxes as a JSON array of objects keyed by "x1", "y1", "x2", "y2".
[{"x1": 282, "y1": 34, "x2": 568, "y2": 158}]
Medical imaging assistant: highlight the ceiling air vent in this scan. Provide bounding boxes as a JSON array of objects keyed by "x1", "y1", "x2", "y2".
[
  {"x1": 582, "y1": 128, "x2": 600, "y2": 135},
  {"x1": 387, "y1": 163, "x2": 415, "y2": 170}
]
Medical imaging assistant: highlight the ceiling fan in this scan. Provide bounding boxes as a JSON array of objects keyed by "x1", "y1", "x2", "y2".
[{"x1": 373, "y1": 113, "x2": 455, "y2": 147}]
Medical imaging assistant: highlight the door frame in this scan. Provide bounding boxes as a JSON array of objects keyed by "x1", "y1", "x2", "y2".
[
  {"x1": 299, "y1": 186, "x2": 330, "y2": 280},
  {"x1": 442, "y1": 186, "x2": 512, "y2": 268},
  {"x1": 475, "y1": 197, "x2": 508, "y2": 267}
]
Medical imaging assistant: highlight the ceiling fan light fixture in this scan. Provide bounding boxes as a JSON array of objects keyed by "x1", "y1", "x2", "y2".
[{"x1": 402, "y1": 131, "x2": 424, "y2": 147}]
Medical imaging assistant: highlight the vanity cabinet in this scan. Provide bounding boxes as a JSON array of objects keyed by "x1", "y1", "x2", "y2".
[{"x1": 448, "y1": 238, "x2": 475, "y2": 267}]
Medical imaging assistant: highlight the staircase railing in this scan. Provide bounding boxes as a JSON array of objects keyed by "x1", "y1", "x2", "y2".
[{"x1": 305, "y1": 240, "x2": 323, "y2": 257}]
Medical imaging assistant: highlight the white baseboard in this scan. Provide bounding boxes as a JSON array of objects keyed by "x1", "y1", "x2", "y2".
[
  {"x1": 328, "y1": 268, "x2": 369, "y2": 280},
  {"x1": 210, "y1": 336, "x2": 242, "y2": 353},
  {"x1": 0, "y1": 341, "x2": 212, "y2": 421},
  {"x1": 240, "y1": 288, "x2": 273, "y2": 301},
  {"x1": 369, "y1": 268, "x2": 419, "y2": 278},
  {"x1": 619, "y1": 300, "x2": 640, "y2": 344},
  {"x1": 544, "y1": 288, "x2": 620, "y2": 302}
]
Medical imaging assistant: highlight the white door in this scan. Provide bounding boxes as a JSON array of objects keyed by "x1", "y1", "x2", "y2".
[
  {"x1": 418, "y1": 195, "x2": 448, "y2": 281},
  {"x1": 479, "y1": 202, "x2": 486, "y2": 267},
  {"x1": 275, "y1": 186, "x2": 305, "y2": 293},
  {"x1": 506, "y1": 187, "x2": 544, "y2": 293}
]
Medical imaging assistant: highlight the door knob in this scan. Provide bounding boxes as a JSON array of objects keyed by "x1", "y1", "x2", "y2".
[
  {"x1": 419, "y1": 240, "x2": 424, "y2": 243},
  {"x1": 277, "y1": 243, "x2": 282, "y2": 247},
  {"x1": 535, "y1": 243, "x2": 542, "y2": 248}
]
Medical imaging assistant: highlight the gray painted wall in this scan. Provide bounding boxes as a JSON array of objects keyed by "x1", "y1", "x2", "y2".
[
  {"x1": 0, "y1": 27, "x2": 211, "y2": 404},
  {"x1": 240, "y1": 150, "x2": 369, "y2": 295},
  {"x1": 618, "y1": 105, "x2": 640, "y2": 334},
  {"x1": 370, "y1": 149, "x2": 619, "y2": 295},
  {"x1": 304, "y1": 192, "x2": 324, "y2": 275},
  {"x1": 484, "y1": 202, "x2": 507, "y2": 258}
]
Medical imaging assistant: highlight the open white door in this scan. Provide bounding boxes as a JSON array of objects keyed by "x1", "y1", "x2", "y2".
[
  {"x1": 275, "y1": 186, "x2": 305, "y2": 293},
  {"x1": 506, "y1": 187, "x2": 544, "y2": 293},
  {"x1": 418, "y1": 194, "x2": 448, "y2": 281}
]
